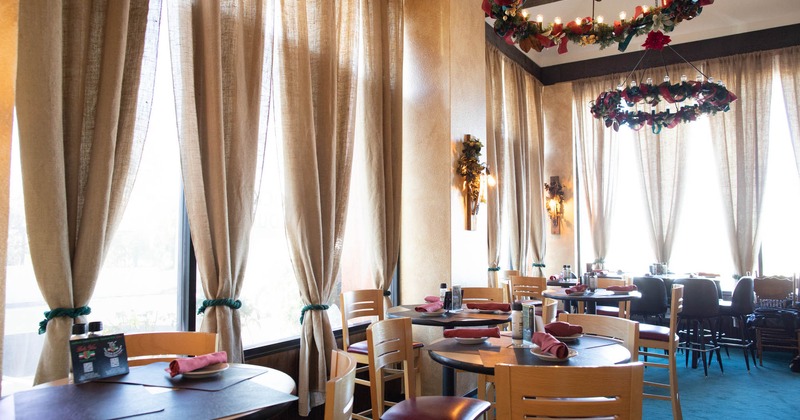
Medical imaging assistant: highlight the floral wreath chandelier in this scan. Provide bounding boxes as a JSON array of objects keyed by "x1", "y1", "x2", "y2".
[
  {"x1": 590, "y1": 30, "x2": 737, "y2": 133},
  {"x1": 484, "y1": 0, "x2": 715, "y2": 55}
]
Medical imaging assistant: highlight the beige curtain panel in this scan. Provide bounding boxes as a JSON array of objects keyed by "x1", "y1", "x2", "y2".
[
  {"x1": 706, "y1": 51, "x2": 775, "y2": 276},
  {"x1": 778, "y1": 46, "x2": 800, "y2": 179},
  {"x1": 572, "y1": 76, "x2": 622, "y2": 264},
  {"x1": 276, "y1": 0, "x2": 359, "y2": 415},
  {"x1": 524, "y1": 75, "x2": 547, "y2": 276},
  {"x1": 485, "y1": 44, "x2": 508, "y2": 283},
  {"x1": 15, "y1": 0, "x2": 160, "y2": 384},
  {"x1": 168, "y1": 0, "x2": 272, "y2": 364},
  {"x1": 0, "y1": 0, "x2": 20, "y2": 395},
  {"x1": 353, "y1": 0, "x2": 404, "y2": 307}
]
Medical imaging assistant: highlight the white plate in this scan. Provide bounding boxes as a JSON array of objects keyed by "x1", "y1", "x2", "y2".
[
  {"x1": 553, "y1": 333, "x2": 584, "y2": 343},
  {"x1": 181, "y1": 362, "x2": 229, "y2": 379},
  {"x1": 419, "y1": 310, "x2": 445, "y2": 317},
  {"x1": 531, "y1": 346, "x2": 578, "y2": 362},
  {"x1": 454, "y1": 337, "x2": 489, "y2": 344}
]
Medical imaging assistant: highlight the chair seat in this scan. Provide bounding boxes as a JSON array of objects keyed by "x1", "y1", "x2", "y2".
[
  {"x1": 381, "y1": 396, "x2": 491, "y2": 420},
  {"x1": 349, "y1": 340, "x2": 424, "y2": 355},
  {"x1": 596, "y1": 305, "x2": 620, "y2": 317},
  {"x1": 639, "y1": 323, "x2": 670, "y2": 342}
]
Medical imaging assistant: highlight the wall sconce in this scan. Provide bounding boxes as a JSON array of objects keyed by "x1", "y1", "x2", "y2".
[
  {"x1": 457, "y1": 134, "x2": 487, "y2": 231},
  {"x1": 545, "y1": 176, "x2": 565, "y2": 234}
]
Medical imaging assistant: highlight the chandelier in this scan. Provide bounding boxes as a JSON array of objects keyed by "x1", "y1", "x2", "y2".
[{"x1": 484, "y1": 0, "x2": 715, "y2": 55}]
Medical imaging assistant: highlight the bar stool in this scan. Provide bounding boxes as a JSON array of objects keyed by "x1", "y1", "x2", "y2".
[
  {"x1": 630, "y1": 276, "x2": 668, "y2": 325},
  {"x1": 675, "y1": 278, "x2": 723, "y2": 376},
  {"x1": 717, "y1": 276, "x2": 757, "y2": 371}
]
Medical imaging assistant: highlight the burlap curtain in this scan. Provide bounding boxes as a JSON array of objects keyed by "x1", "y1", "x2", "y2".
[
  {"x1": 706, "y1": 51, "x2": 774, "y2": 276},
  {"x1": 15, "y1": 0, "x2": 160, "y2": 384},
  {"x1": 486, "y1": 45, "x2": 545, "y2": 276},
  {"x1": 0, "y1": 0, "x2": 19, "y2": 396},
  {"x1": 572, "y1": 77, "x2": 622, "y2": 265},
  {"x1": 167, "y1": 0, "x2": 272, "y2": 364},
  {"x1": 354, "y1": 0, "x2": 403, "y2": 307},
  {"x1": 276, "y1": 0, "x2": 358, "y2": 415},
  {"x1": 485, "y1": 44, "x2": 507, "y2": 284},
  {"x1": 778, "y1": 46, "x2": 800, "y2": 179}
]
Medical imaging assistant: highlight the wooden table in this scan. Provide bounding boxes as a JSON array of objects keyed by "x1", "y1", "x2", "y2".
[
  {"x1": 543, "y1": 288, "x2": 641, "y2": 315},
  {"x1": 427, "y1": 335, "x2": 630, "y2": 395},
  {"x1": 0, "y1": 363, "x2": 297, "y2": 419},
  {"x1": 388, "y1": 305, "x2": 511, "y2": 396}
]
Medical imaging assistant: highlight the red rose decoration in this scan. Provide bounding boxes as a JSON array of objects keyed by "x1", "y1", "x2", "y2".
[{"x1": 642, "y1": 30, "x2": 671, "y2": 51}]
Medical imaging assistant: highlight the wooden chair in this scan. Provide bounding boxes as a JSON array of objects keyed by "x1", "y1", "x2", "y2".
[
  {"x1": 540, "y1": 297, "x2": 558, "y2": 325},
  {"x1": 557, "y1": 312, "x2": 640, "y2": 361},
  {"x1": 366, "y1": 318, "x2": 491, "y2": 420},
  {"x1": 124, "y1": 331, "x2": 217, "y2": 366},
  {"x1": 325, "y1": 350, "x2": 358, "y2": 420},
  {"x1": 500, "y1": 270, "x2": 520, "y2": 303},
  {"x1": 596, "y1": 276, "x2": 633, "y2": 318},
  {"x1": 509, "y1": 275, "x2": 547, "y2": 302},
  {"x1": 638, "y1": 284, "x2": 684, "y2": 420},
  {"x1": 461, "y1": 286, "x2": 505, "y2": 305},
  {"x1": 494, "y1": 362, "x2": 644, "y2": 419}
]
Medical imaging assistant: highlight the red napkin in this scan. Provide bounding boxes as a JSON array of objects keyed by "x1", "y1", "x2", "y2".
[
  {"x1": 443, "y1": 327, "x2": 501, "y2": 339},
  {"x1": 606, "y1": 284, "x2": 637, "y2": 292},
  {"x1": 544, "y1": 321, "x2": 583, "y2": 336},
  {"x1": 415, "y1": 301, "x2": 444, "y2": 312},
  {"x1": 465, "y1": 302, "x2": 511, "y2": 312},
  {"x1": 565, "y1": 284, "x2": 587, "y2": 294},
  {"x1": 532, "y1": 332, "x2": 569, "y2": 359},
  {"x1": 165, "y1": 351, "x2": 227, "y2": 377},
  {"x1": 424, "y1": 296, "x2": 441, "y2": 303}
]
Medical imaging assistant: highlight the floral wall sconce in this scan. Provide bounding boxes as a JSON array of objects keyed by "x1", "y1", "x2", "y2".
[
  {"x1": 545, "y1": 176, "x2": 565, "y2": 234},
  {"x1": 457, "y1": 134, "x2": 492, "y2": 231}
]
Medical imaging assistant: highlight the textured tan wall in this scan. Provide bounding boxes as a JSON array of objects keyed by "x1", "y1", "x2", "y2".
[
  {"x1": 542, "y1": 82, "x2": 576, "y2": 274},
  {"x1": 400, "y1": 0, "x2": 486, "y2": 397}
]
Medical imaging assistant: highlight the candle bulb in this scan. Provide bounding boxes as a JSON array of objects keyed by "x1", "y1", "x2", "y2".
[
  {"x1": 596, "y1": 15, "x2": 604, "y2": 24},
  {"x1": 554, "y1": 16, "x2": 562, "y2": 25},
  {"x1": 643, "y1": 5, "x2": 650, "y2": 13},
  {"x1": 521, "y1": 10, "x2": 528, "y2": 20},
  {"x1": 536, "y1": 14, "x2": 543, "y2": 24},
  {"x1": 619, "y1": 11, "x2": 627, "y2": 20},
  {"x1": 575, "y1": 17, "x2": 582, "y2": 25}
]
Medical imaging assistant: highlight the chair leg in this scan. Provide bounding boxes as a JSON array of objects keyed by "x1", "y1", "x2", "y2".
[
  {"x1": 709, "y1": 318, "x2": 723, "y2": 374},
  {"x1": 737, "y1": 315, "x2": 751, "y2": 371},
  {"x1": 668, "y1": 346, "x2": 683, "y2": 420}
]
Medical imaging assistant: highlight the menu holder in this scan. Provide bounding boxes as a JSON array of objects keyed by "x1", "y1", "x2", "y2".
[{"x1": 69, "y1": 333, "x2": 129, "y2": 384}]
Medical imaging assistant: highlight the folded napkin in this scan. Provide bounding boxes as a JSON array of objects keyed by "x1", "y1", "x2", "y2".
[
  {"x1": 165, "y1": 351, "x2": 227, "y2": 378},
  {"x1": 606, "y1": 284, "x2": 637, "y2": 292},
  {"x1": 532, "y1": 332, "x2": 569, "y2": 359},
  {"x1": 565, "y1": 284, "x2": 588, "y2": 294},
  {"x1": 415, "y1": 301, "x2": 444, "y2": 312},
  {"x1": 424, "y1": 295, "x2": 441, "y2": 303},
  {"x1": 443, "y1": 327, "x2": 501, "y2": 339},
  {"x1": 544, "y1": 321, "x2": 583, "y2": 337},
  {"x1": 465, "y1": 302, "x2": 511, "y2": 312}
]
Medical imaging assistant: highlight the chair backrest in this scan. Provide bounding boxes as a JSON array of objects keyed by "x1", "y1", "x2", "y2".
[
  {"x1": 124, "y1": 332, "x2": 218, "y2": 367},
  {"x1": 597, "y1": 276, "x2": 631, "y2": 289},
  {"x1": 730, "y1": 276, "x2": 756, "y2": 315},
  {"x1": 367, "y1": 317, "x2": 416, "y2": 418},
  {"x1": 667, "y1": 284, "x2": 684, "y2": 342},
  {"x1": 510, "y1": 276, "x2": 547, "y2": 302},
  {"x1": 754, "y1": 276, "x2": 793, "y2": 307},
  {"x1": 540, "y1": 298, "x2": 558, "y2": 325},
  {"x1": 557, "y1": 313, "x2": 639, "y2": 360},
  {"x1": 462, "y1": 287, "x2": 505, "y2": 304},
  {"x1": 501, "y1": 270, "x2": 521, "y2": 302},
  {"x1": 674, "y1": 277, "x2": 719, "y2": 318},
  {"x1": 325, "y1": 349, "x2": 358, "y2": 420},
  {"x1": 494, "y1": 362, "x2": 644, "y2": 419},
  {"x1": 631, "y1": 276, "x2": 668, "y2": 317},
  {"x1": 340, "y1": 289, "x2": 385, "y2": 350}
]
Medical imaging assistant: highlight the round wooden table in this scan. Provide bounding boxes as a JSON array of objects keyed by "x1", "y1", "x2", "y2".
[{"x1": 426, "y1": 335, "x2": 631, "y2": 395}]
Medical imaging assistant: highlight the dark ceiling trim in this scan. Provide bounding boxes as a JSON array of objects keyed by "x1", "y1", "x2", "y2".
[
  {"x1": 486, "y1": 23, "x2": 800, "y2": 86},
  {"x1": 536, "y1": 23, "x2": 800, "y2": 85},
  {"x1": 485, "y1": 23, "x2": 543, "y2": 81}
]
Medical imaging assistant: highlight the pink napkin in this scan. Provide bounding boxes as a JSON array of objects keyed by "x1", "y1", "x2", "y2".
[
  {"x1": 415, "y1": 301, "x2": 444, "y2": 312},
  {"x1": 565, "y1": 284, "x2": 588, "y2": 294},
  {"x1": 606, "y1": 284, "x2": 637, "y2": 292},
  {"x1": 443, "y1": 327, "x2": 501, "y2": 339},
  {"x1": 544, "y1": 321, "x2": 583, "y2": 336},
  {"x1": 532, "y1": 332, "x2": 569, "y2": 359},
  {"x1": 165, "y1": 351, "x2": 227, "y2": 377},
  {"x1": 424, "y1": 296, "x2": 441, "y2": 303},
  {"x1": 465, "y1": 302, "x2": 511, "y2": 312}
]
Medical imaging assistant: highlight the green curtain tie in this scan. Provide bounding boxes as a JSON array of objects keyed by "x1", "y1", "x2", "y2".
[
  {"x1": 532, "y1": 262, "x2": 546, "y2": 268},
  {"x1": 38, "y1": 306, "x2": 91, "y2": 334},
  {"x1": 488, "y1": 267, "x2": 501, "y2": 272},
  {"x1": 300, "y1": 304, "x2": 330, "y2": 324},
  {"x1": 383, "y1": 290, "x2": 392, "y2": 297},
  {"x1": 197, "y1": 298, "x2": 242, "y2": 315}
]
